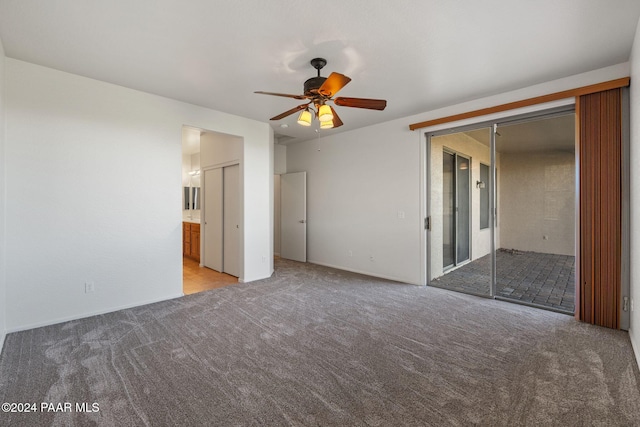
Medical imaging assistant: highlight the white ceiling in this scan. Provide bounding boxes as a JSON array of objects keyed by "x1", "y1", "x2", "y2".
[{"x1": 1, "y1": 1, "x2": 639, "y2": 145}]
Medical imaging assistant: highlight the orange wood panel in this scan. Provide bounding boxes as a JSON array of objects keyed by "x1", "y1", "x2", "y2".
[
  {"x1": 183, "y1": 222, "x2": 200, "y2": 262},
  {"x1": 577, "y1": 89, "x2": 622, "y2": 329},
  {"x1": 191, "y1": 224, "x2": 201, "y2": 262}
]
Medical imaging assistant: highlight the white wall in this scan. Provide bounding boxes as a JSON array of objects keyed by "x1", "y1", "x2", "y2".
[
  {"x1": 499, "y1": 151, "x2": 575, "y2": 256},
  {"x1": 287, "y1": 63, "x2": 629, "y2": 286},
  {"x1": 200, "y1": 132, "x2": 242, "y2": 165},
  {"x1": 273, "y1": 143, "x2": 286, "y2": 256},
  {"x1": 274, "y1": 174, "x2": 281, "y2": 256},
  {"x1": 274, "y1": 143, "x2": 286, "y2": 175},
  {"x1": 287, "y1": 122, "x2": 422, "y2": 284},
  {"x1": 0, "y1": 37, "x2": 7, "y2": 352},
  {"x1": 4, "y1": 59, "x2": 272, "y2": 331},
  {"x1": 629, "y1": 15, "x2": 640, "y2": 367},
  {"x1": 182, "y1": 152, "x2": 192, "y2": 186}
]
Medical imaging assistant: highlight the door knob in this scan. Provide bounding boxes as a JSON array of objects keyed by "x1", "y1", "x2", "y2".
[{"x1": 299, "y1": 220, "x2": 306, "y2": 223}]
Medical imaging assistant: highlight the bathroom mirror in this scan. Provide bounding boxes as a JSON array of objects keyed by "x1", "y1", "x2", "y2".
[
  {"x1": 184, "y1": 187, "x2": 201, "y2": 210},
  {"x1": 184, "y1": 173, "x2": 201, "y2": 211}
]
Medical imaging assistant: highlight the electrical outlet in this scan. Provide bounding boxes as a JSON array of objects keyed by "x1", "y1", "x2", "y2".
[
  {"x1": 369, "y1": 255, "x2": 375, "y2": 262},
  {"x1": 397, "y1": 211, "x2": 405, "y2": 219},
  {"x1": 348, "y1": 250, "x2": 353, "y2": 257},
  {"x1": 85, "y1": 281, "x2": 95, "y2": 293},
  {"x1": 262, "y1": 256, "x2": 267, "y2": 263}
]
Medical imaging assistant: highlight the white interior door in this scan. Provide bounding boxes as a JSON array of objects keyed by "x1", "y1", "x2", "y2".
[
  {"x1": 223, "y1": 164, "x2": 240, "y2": 277},
  {"x1": 280, "y1": 172, "x2": 306, "y2": 262},
  {"x1": 204, "y1": 168, "x2": 223, "y2": 271}
]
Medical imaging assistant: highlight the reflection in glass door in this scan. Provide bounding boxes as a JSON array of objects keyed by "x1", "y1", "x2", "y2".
[
  {"x1": 427, "y1": 128, "x2": 492, "y2": 297},
  {"x1": 456, "y1": 154, "x2": 471, "y2": 265},
  {"x1": 442, "y1": 151, "x2": 471, "y2": 270},
  {"x1": 442, "y1": 152, "x2": 455, "y2": 269}
]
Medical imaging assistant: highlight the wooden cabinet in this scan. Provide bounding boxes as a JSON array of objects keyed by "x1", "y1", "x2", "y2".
[
  {"x1": 183, "y1": 222, "x2": 201, "y2": 262},
  {"x1": 191, "y1": 224, "x2": 200, "y2": 260}
]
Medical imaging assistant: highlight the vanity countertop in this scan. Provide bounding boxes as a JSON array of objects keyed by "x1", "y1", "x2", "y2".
[{"x1": 183, "y1": 218, "x2": 201, "y2": 224}]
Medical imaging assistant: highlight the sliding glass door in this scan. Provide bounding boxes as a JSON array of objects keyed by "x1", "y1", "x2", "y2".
[
  {"x1": 425, "y1": 109, "x2": 576, "y2": 314},
  {"x1": 492, "y1": 114, "x2": 576, "y2": 313},
  {"x1": 427, "y1": 127, "x2": 492, "y2": 297}
]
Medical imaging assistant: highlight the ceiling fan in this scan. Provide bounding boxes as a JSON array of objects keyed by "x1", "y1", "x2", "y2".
[{"x1": 255, "y1": 58, "x2": 387, "y2": 129}]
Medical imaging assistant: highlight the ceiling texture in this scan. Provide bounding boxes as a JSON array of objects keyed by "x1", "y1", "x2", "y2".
[{"x1": 1, "y1": 0, "x2": 639, "y2": 145}]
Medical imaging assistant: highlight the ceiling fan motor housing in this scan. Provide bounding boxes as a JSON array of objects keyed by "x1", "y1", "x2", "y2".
[{"x1": 303, "y1": 76, "x2": 327, "y2": 96}]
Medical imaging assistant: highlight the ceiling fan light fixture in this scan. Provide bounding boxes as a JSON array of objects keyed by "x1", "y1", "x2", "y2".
[
  {"x1": 255, "y1": 58, "x2": 387, "y2": 131},
  {"x1": 320, "y1": 119, "x2": 334, "y2": 129},
  {"x1": 318, "y1": 104, "x2": 333, "y2": 122},
  {"x1": 297, "y1": 109, "x2": 312, "y2": 126}
]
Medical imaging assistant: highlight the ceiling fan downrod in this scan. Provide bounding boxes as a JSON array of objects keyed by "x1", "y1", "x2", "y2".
[
  {"x1": 303, "y1": 58, "x2": 329, "y2": 96},
  {"x1": 310, "y1": 58, "x2": 327, "y2": 76}
]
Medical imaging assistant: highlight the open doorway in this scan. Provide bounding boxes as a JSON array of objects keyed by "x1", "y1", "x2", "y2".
[
  {"x1": 426, "y1": 111, "x2": 576, "y2": 314},
  {"x1": 181, "y1": 126, "x2": 238, "y2": 295}
]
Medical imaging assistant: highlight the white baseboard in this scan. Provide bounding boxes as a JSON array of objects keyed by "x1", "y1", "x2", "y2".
[
  {"x1": 307, "y1": 260, "x2": 421, "y2": 286},
  {"x1": 6, "y1": 293, "x2": 184, "y2": 334},
  {"x1": 238, "y1": 272, "x2": 272, "y2": 284}
]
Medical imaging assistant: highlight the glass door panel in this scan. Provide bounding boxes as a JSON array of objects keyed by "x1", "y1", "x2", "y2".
[
  {"x1": 427, "y1": 127, "x2": 492, "y2": 297},
  {"x1": 442, "y1": 152, "x2": 455, "y2": 269},
  {"x1": 493, "y1": 114, "x2": 576, "y2": 313},
  {"x1": 456, "y1": 154, "x2": 471, "y2": 264}
]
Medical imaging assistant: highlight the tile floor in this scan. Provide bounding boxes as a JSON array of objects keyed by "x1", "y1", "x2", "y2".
[{"x1": 430, "y1": 249, "x2": 575, "y2": 314}]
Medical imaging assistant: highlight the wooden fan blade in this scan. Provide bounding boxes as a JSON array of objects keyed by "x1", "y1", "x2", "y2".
[
  {"x1": 270, "y1": 104, "x2": 309, "y2": 121},
  {"x1": 318, "y1": 72, "x2": 351, "y2": 97},
  {"x1": 334, "y1": 97, "x2": 387, "y2": 110},
  {"x1": 254, "y1": 91, "x2": 308, "y2": 100},
  {"x1": 330, "y1": 106, "x2": 343, "y2": 128}
]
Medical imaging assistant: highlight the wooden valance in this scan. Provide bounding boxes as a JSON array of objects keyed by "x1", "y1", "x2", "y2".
[{"x1": 408, "y1": 77, "x2": 629, "y2": 131}]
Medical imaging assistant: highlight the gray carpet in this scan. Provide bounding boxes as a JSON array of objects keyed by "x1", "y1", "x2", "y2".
[{"x1": 1, "y1": 259, "x2": 639, "y2": 426}]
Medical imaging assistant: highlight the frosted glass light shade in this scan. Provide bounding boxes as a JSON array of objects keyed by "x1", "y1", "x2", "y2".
[
  {"x1": 297, "y1": 110, "x2": 312, "y2": 126},
  {"x1": 318, "y1": 104, "x2": 333, "y2": 122},
  {"x1": 320, "y1": 119, "x2": 334, "y2": 129}
]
